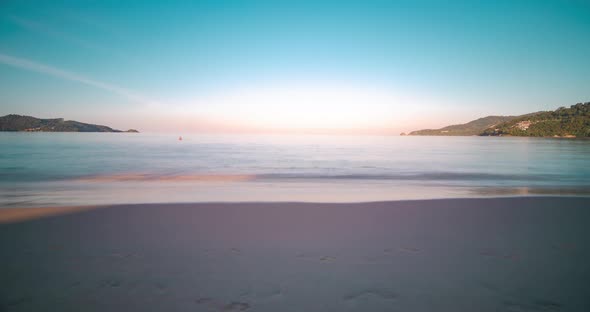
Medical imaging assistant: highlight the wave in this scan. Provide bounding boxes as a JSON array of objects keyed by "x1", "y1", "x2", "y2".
[
  {"x1": 255, "y1": 172, "x2": 572, "y2": 182},
  {"x1": 60, "y1": 171, "x2": 580, "y2": 183},
  {"x1": 471, "y1": 186, "x2": 590, "y2": 196},
  {"x1": 74, "y1": 173, "x2": 255, "y2": 182}
]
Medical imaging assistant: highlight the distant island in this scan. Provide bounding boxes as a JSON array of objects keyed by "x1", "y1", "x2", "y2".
[
  {"x1": 409, "y1": 102, "x2": 589, "y2": 137},
  {"x1": 0, "y1": 115, "x2": 139, "y2": 133}
]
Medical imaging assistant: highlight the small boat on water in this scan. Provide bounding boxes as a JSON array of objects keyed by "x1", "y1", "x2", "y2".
[{"x1": 178, "y1": 136, "x2": 183, "y2": 141}]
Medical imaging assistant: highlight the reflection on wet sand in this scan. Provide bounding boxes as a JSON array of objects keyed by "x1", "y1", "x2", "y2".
[
  {"x1": 75, "y1": 173, "x2": 255, "y2": 183},
  {"x1": 0, "y1": 205, "x2": 100, "y2": 224},
  {"x1": 471, "y1": 186, "x2": 590, "y2": 196}
]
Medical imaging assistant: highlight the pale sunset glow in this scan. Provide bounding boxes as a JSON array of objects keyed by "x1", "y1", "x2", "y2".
[
  {"x1": 1, "y1": 1, "x2": 588, "y2": 134},
  {"x1": 167, "y1": 83, "x2": 439, "y2": 132}
]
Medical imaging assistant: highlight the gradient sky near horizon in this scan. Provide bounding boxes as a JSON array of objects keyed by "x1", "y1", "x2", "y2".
[{"x1": 0, "y1": 0, "x2": 589, "y2": 133}]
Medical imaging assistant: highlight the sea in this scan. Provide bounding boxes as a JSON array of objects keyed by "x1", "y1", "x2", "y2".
[{"x1": 1, "y1": 132, "x2": 589, "y2": 207}]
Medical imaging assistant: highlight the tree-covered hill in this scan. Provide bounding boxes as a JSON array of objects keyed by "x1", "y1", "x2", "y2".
[
  {"x1": 481, "y1": 102, "x2": 590, "y2": 137},
  {"x1": 409, "y1": 116, "x2": 517, "y2": 136},
  {"x1": 0, "y1": 115, "x2": 138, "y2": 133}
]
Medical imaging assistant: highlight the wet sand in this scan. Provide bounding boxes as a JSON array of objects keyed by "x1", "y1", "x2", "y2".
[
  {"x1": 1, "y1": 197, "x2": 589, "y2": 311},
  {"x1": 0, "y1": 206, "x2": 99, "y2": 224}
]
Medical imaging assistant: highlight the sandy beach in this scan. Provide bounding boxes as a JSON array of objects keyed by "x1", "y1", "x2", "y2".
[
  {"x1": 1, "y1": 197, "x2": 589, "y2": 311},
  {"x1": 3, "y1": 0, "x2": 589, "y2": 310}
]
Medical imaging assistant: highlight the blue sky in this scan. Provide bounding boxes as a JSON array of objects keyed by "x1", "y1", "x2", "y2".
[{"x1": 0, "y1": 0, "x2": 589, "y2": 133}]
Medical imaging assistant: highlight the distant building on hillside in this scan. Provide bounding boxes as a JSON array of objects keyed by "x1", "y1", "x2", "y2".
[{"x1": 516, "y1": 121, "x2": 532, "y2": 130}]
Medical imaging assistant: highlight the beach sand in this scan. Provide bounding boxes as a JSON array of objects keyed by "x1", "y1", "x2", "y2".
[{"x1": 1, "y1": 197, "x2": 589, "y2": 311}]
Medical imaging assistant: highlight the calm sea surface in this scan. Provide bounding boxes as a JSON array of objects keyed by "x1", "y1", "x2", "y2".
[{"x1": 1, "y1": 133, "x2": 589, "y2": 207}]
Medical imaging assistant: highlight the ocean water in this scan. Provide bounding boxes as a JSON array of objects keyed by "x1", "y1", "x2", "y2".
[{"x1": 1, "y1": 133, "x2": 589, "y2": 207}]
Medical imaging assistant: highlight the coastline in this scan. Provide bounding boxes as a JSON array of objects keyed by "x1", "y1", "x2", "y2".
[
  {"x1": 1, "y1": 197, "x2": 589, "y2": 311},
  {"x1": 2, "y1": 195, "x2": 589, "y2": 224}
]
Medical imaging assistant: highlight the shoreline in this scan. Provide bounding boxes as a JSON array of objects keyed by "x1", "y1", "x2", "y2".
[{"x1": 2, "y1": 195, "x2": 590, "y2": 224}]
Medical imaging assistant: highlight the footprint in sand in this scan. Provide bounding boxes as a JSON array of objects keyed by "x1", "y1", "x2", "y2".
[
  {"x1": 343, "y1": 288, "x2": 398, "y2": 302},
  {"x1": 2, "y1": 296, "x2": 32, "y2": 309},
  {"x1": 399, "y1": 246, "x2": 420, "y2": 253},
  {"x1": 230, "y1": 248, "x2": 242, "y2": 255},
  {"x1": 99, "y1": 278, "x2": 122, "y2": 288},
  {"x1": 222, "y1": 301, "x2": 251, "y2": 311},
  {"x1": 319, "y1": 256, "x2": 336, "y2": 263},
  {"x1": 195, "y1": 297, "x2": 214, "y2": 304},
  {"x1": 295, "y1": 253, "x2": 336, "y2": 263},
  {"x1": 533, "y1": 300, "x2": 562, "y2": 311},
  {"x1": 67, "y1": 280, "x2": 82, "y2": 289},
  {"x1": 195, "y1": 297, "x2": 251, "y2": 311},
  {"x1": 503, "y1": 299, "x2": 562, "y2": 312},
  {"x1": 482, "y1": 282, "x2": 562, "y2": 312}
]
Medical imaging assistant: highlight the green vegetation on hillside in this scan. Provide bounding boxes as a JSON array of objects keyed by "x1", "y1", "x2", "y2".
[
  {"x1": 409, "y1": 116, "x2": 517, "y2": 136},
  {"x1": 481, "y1": 102, "x2": 590, "y2": 137},
  {"x1": 0, "y1": 115, "x2": 138, "y2": 133}
]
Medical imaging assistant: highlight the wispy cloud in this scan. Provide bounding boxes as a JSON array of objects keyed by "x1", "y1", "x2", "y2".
[
  {"x1": 0, "y1": 53, "x2": 159, "y2": 106},
  {"x1": 6, "y1": 15, "x2": 125, "y2": 58},
  {"x1": 57, "y1": 9, "x2": 124, "y2": 40}
]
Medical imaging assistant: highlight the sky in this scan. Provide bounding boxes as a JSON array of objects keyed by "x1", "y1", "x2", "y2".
[{"x1": 0, "y1": 0, "x2": 589, "y2": 134}]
